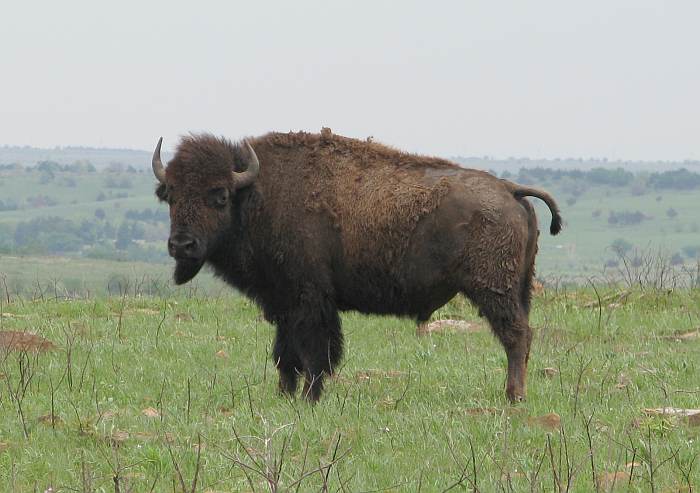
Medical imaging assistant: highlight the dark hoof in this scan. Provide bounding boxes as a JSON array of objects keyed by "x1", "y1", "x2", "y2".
[
  {"x1": 301, "y1": 382, "x2": 322, "y2": 403},
  {"x1": 278, "y1": 372, "x2": 299, "y2": 396},
  {"x1": 506, "y1": 388, "x2": 526, "y2": 403}
]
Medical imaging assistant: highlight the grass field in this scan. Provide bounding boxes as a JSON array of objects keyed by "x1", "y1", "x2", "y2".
[
  {"x1": 0, "y1": 256, "x2": 227, "y2": 298},
  {"x1": 0, "y1": 287, "x2": 698, "y2": 491}
]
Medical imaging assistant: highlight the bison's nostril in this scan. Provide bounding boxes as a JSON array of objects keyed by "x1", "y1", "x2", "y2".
[{"x1": 168, "y1": 234, "x2": 200, "y2": 258}]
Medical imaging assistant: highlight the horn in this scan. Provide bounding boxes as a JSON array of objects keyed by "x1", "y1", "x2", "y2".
[
  {"x1": 152, "y1": 137, "x2": 166, "y2": 184},
  {"x1": 233, "y1": 139, "x2": 260, "y2": 189}
]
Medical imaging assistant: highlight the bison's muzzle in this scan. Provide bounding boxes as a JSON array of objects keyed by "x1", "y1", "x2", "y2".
[
  {"x1": 168, "y1": 232, "x2": 202, "y2": 259},
  {"x1": 168, "y1": 232, "x2": 206, "y2": 284}
]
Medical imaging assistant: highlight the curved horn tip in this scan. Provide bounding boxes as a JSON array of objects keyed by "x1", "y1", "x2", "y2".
[
  {"x1": 233, "y1": 139, "x2": 260, "y2": 189},
  {"x1": 152, "y1": 137, "x2": 167, "y2": 184}
]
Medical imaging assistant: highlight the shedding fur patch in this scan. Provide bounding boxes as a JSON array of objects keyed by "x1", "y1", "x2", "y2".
[
  {"x1": 254, "y1": 131, "x2": 458, "y2": 268},
  {"x1": 333, "y1": 168, "x2": 451, "y2": 264}
]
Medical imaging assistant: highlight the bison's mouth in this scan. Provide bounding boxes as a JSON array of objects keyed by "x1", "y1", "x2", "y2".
[{"x1": 173, "y1": 257, "x2": 205, "y2": 285}]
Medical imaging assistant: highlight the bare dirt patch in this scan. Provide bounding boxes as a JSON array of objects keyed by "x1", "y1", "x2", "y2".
[
  {"x1": 0, "y1": 331, "x2": 56, "y2": 352},
  {"x1": 37, "y1": 414, "x2": 63, "y2": 426},
  {"x1": 174, "y1": 312, "x2": 193, "y2": 322},
  {"x1": 662, "y1": 330, "x2": 700, "y2": 342},
  {"x1": 355, "y1": 369, "x2": 407, "y2": 382},
  {"x1": 461, "y1": 407, "x2": 526, "y2": 417},
  {"x1": 142, "y1": 407, "x2": 160, "y2": 418},
  {"x1": 133, "y1": 308, "x2": 161, "y2": 316},
  {"x1": 644, "y1": 407, "x2": 700, "y2": 426},
  {"x1": 582, "y1": 290, "x2": 631, "y2": 309},
  {"x1": 528, "y1": 412, "x2": 561, "y2": 430},
  {"x1": 0, "y1": 312, "x2": 26, "y2": 319},
  {"x1": 417, "y1": 319, "x2": 485, "y2": 335}
]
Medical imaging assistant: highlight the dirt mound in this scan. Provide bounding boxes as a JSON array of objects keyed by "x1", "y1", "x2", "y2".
[{"x1": 0, "y1": 331, "x2": 56, "y2": 352}]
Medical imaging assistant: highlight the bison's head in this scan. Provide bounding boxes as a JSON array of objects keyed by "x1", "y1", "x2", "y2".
[{"x1": 152, "y1": 135, "x2": 259, "y2": 284}]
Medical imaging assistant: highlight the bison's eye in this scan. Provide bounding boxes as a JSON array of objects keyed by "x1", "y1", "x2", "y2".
[
  {"x1": 155, "y1": 183, "x2": 168, "y2": 203},
  {"x1": 209, "y1": 188, "x2": 229, "y2": 209}
]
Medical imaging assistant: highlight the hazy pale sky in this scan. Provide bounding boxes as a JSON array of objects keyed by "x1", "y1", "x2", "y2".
[{"x1": 1, "y1": 1, "x2": 698, "y2": 160}]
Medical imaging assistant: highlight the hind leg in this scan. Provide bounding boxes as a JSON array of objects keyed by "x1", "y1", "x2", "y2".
[
  {"x1": 470, "y1": 291, "x2": 532, "y2": 402},
  {"x1": 499, "y1": 313, "x2": 532, "y2": 403}
]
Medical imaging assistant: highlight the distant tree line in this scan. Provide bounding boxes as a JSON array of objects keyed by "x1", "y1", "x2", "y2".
[
  {"x1": 0, "y1": 164, "x2": 22, "y2": 171},
  {"x1": 458, "y1": 155, "x2": 700, "y2": 169},
  {"x1": 0, "y1": 208, "x2": 169, "y2": 262},
  {"x1": 34, "y1": 160, "x2": 97, "y2": 173},
  {"x1": 0, "y1": 199, "x2": 19, "y2": 211},
  {"x1": 500, "y1": 167, "x2": 700, "y2": 191},
  {"x1": 647, "y1": 169, "x2": 700, "y2": 190},
  {"x1": 607, "y1": 210, "x2": 650, "y2": 226},
  {"x1": 124, "y1": 208, "x2": 169, "y2": 223}
]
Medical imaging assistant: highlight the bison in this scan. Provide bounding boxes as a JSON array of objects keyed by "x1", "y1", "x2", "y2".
[{"x1": 152, "y1": 129, "x2": 562, "y2": 403}]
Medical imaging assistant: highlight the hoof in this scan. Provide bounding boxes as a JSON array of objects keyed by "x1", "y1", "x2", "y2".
[{"x1": 506, "y1": 388, "x2": 526, "y2": 403}]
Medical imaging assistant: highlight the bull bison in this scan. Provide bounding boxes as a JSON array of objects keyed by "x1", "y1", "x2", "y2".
[{"x1": 152, "y1": 129, "x2": 562, "y2": 403}]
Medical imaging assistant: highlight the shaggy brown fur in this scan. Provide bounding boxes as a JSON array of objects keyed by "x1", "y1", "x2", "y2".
[{"x1": 154, "y1": 129, "x2": 562, "y2": 402}]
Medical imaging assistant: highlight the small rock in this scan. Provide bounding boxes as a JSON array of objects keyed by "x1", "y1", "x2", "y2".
[
  {"x1": 616, "y1": 373, "x2": 632, "y2": 389},
  {"x1": 530, "y1": 412, "x2": 561, "y2": 430},
  {"x1": 142, "y1": 407, "x2": 160, "y2": 418},
  {"x1": 37, "y1": 414, "x2": 63, "y2": 426},
  {"x1": 174, "y1": 312, "x2": 192, "y2": 322},
  {"x1": 418, "y1": 319, "x2": 484, "y2": 335},
  {"x1": 597, "y1": 471, "x2": 630, "y2": 490},
  {"x1": 110, "y1": 430, "x2": 129, "y2": 443}
]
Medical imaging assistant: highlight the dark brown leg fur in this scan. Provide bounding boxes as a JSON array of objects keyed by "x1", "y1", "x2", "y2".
[
  {"x1": 273, "y1": 327, "x2": 302, "y2": 395},
  {"x1": 467, "y1": 290, "x2": 532, "y2": 402},
  {"x1": 278, "y1": 291, "x2": 343, "y2": 403}
]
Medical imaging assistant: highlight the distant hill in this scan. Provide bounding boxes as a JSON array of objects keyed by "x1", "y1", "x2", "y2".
[
  {"x1": 452, "y1": 156, "x2": 700, "y2": 173},
  {"x1": 2, "y1": 144, "x2": 698, "y2": 173},
  {"x1": 0, "y1": 145, "x2": 172, "y2": 169}
]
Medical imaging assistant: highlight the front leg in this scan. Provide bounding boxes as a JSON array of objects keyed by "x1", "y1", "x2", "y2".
[
  {"x1": 273, "y1": 326, "x2": 302, "y2": 395},
  {"x1": 286, "y1": 291, "x2": 344, "y2": 403}
]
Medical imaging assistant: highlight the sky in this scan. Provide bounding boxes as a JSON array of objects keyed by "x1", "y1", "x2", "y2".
[{"x1": 1, "y1": 1, "x2": 698, "y2": 161}]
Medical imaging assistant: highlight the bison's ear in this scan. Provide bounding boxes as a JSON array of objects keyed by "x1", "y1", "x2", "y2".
[{"x1": 155, "y1": 183, "x2": 168, "y2": 202}]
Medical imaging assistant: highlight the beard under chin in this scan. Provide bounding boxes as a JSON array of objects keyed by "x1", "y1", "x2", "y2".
[{"x1": 173, "y1": 259, "x2": 205, "y2": 285}]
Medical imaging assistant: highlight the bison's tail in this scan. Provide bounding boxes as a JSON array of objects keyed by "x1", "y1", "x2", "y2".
[{"x1": 512, "y1": 186, "x2": 563, "y2": 235}]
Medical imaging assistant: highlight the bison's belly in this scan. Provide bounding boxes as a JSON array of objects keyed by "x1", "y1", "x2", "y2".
[
  {"x1": 333, "y1": 262, "x2": 460, "y2": 320},
  {"x1": 332, "y1": 189, "x2": 479, "y2": 319}
]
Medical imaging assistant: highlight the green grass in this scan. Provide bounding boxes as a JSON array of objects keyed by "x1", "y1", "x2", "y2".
[
  {"x1": 0, "y1": 255, "x2": 227, "y2": 298},
  {"x1": 0, "y1": 288, "x2": 698, "y2": 491}
]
